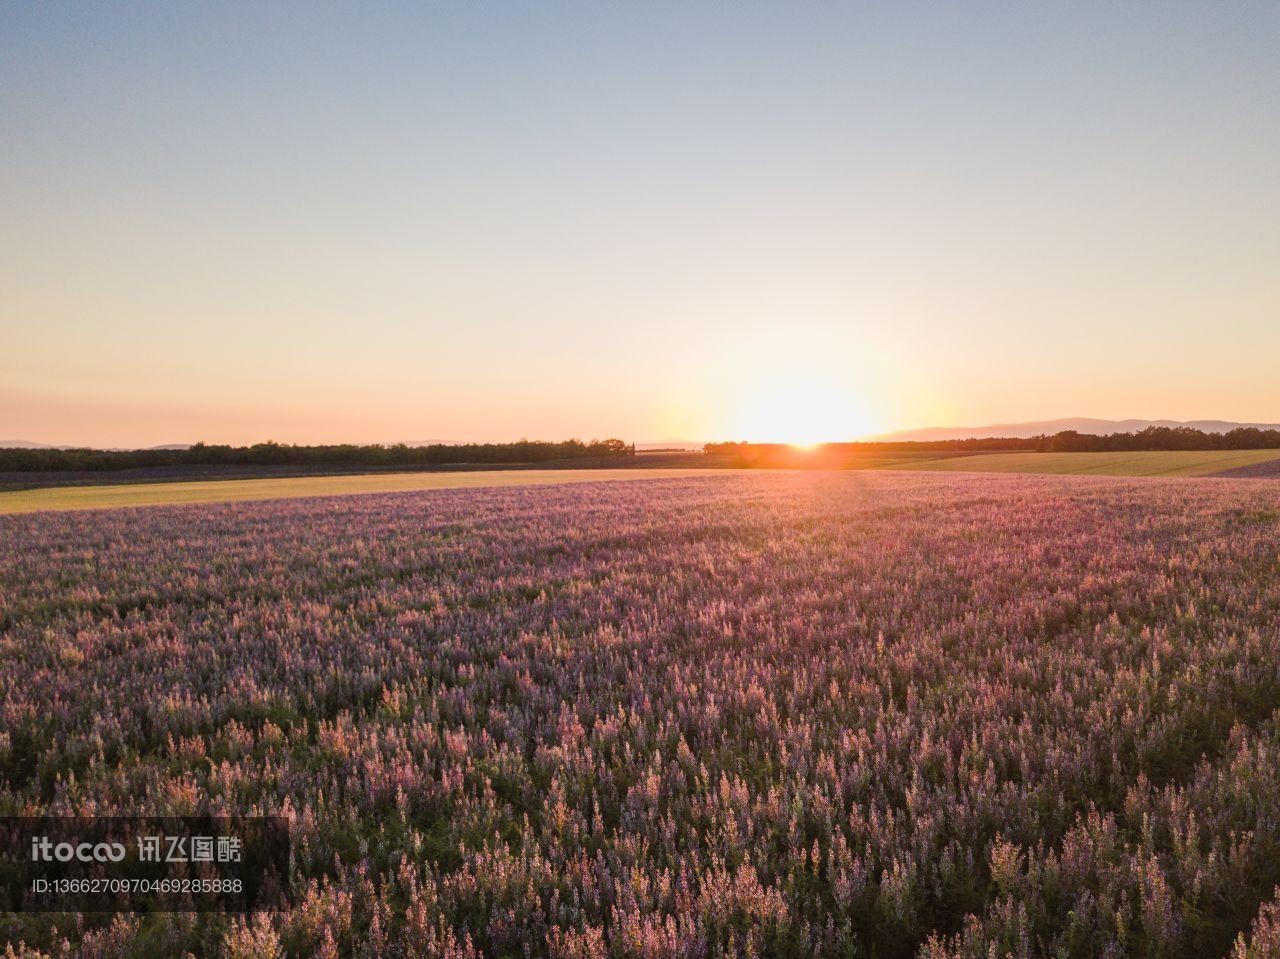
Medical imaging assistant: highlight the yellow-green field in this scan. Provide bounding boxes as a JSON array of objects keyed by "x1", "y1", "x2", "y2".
[
  {"x1": 896, "y1": 449, "x2": 1280, "y2": 476},
  {"x1": 0, "y1": 468, "x2": 744, "y2": 515},
  {"x1": 5, "y1": 451, "x2": 1279, "y2": 515}
]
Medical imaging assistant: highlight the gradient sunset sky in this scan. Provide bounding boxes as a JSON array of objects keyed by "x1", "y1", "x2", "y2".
[{"x1": 3, "y1": 2, "x2": 1277, "y2": 446}]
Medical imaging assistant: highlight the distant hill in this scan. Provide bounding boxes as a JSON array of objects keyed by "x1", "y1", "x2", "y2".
[
  {"x1": 0, "y1": 440, "x2": 192, "y2": 451},
  {"x1": 635, "y1": 441, "x2": 704, "y2": 452},
  {"x1": 875, "y1": 418, "x2": 1280, "y2": 442}
]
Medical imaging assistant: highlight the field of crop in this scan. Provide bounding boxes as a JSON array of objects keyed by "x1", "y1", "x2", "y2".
[
  {"x1": 898, "y1": 449, "x2": 1280, "y2": 477},
  {"x1": 0, "y1": 452, "x2": 977, "y2": 514},
  {"x1": 3, "y1": 472, "x2": 1280, "y2": 958},
  {"x1": 0, "y1": 468, "x2": 736, "y2": 515},
  {"x1": 10, "y1": 449, "x2": 1280, "y2": 516}
]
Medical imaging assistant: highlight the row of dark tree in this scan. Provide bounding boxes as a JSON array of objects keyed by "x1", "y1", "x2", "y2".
[
  {"x1": 7, "y1": 426, "x2": 1276, "y2": 474},
  {"x1": 705, "y1": 426, "x2": 1280, "y2": 458},
  {"x1": 1038, "y1": 426, "x2": 1280, "y2": 451},
  {"x1": 0, "y1": 439, "x2": 634, "y2": 473}
]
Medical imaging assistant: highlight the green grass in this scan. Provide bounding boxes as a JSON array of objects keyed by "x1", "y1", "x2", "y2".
[
  {"x1": 0, "y1": 468, "x2": 739, "y2": 514},
  {"x1": 894, "y1": 449, "x2": 1280, "y2": 477}
]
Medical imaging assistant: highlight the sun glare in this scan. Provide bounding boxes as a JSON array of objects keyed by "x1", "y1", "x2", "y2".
[{"x1": 733, "y1": 376, "x2": 874, "y2": 446}]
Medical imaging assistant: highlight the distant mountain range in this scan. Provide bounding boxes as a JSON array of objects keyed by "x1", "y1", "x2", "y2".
[
  {"x1": 0, "y1": 440, "x2": 191, "y2": 451},
  {"x1": 874, "y1": 418, "x2": 1280, "y2": 442},
  {"x1": 635, "y1": 441, "x2": 704, "y2": 451}
]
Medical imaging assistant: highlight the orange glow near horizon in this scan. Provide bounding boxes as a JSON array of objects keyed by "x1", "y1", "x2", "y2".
[{"x1": 731, "y1": 376, "x2": 876, "y2": 446}]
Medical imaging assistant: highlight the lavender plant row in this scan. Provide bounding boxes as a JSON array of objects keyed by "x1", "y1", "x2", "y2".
[{"x1": 2, "y1": 472, "x2": 1279, "y2": 958}]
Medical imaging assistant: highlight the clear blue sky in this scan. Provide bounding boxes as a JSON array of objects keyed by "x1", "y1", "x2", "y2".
[{"x1": 3, "y1": 2, "x2": 1277, "y2": 445}]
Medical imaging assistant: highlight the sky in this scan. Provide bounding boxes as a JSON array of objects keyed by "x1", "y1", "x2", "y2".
[{"x1": 2, "y1": 2, "x2": 1278, "y2": 447}]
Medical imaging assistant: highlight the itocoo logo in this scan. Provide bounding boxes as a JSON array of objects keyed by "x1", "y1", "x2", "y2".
[{"x1": 30, "y1": 837, "x2": 126, "y2": 863}]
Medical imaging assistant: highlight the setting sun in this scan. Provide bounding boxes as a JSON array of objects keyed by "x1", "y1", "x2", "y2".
[{"x1": 733, "y1": 376, "x2": 874, "y2": 446}]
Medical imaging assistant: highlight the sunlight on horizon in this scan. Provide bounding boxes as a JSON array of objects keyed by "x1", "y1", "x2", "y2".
[{"x1": 731, "y1": 376, "x2": 875, "y2": 446}]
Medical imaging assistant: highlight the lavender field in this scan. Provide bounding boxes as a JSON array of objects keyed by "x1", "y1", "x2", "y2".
[{"x1": 3, "y1": 472, "x2": 1280, "y2": 958}]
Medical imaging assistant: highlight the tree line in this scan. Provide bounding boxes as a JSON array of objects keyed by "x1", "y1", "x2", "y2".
[
  {"x1": 7, "y1": 426, "x2": 1277, "y2": 474},
  {"x1": 0, "y1": 439, "x2": 634, "y2": 472},
  {"x1": 705, "y1": 426, "x2": 1280, "y2": 458},
  {"x1": 1037, "y1": 426, "x2": 1280, "y2": 451}
]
